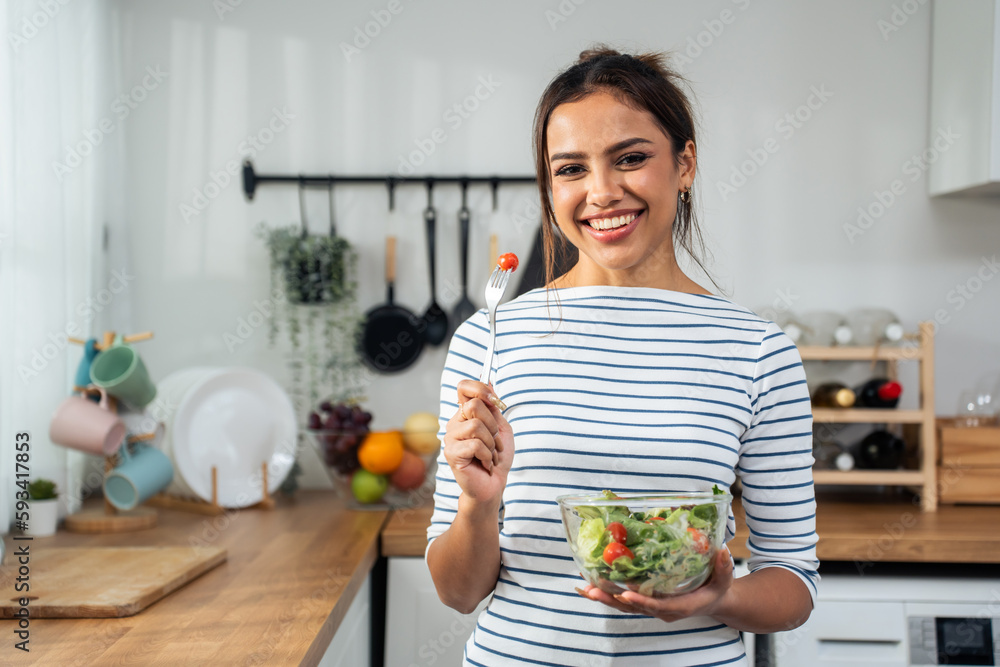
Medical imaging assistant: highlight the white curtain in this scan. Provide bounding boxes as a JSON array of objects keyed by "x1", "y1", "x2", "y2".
[{"x1": 0, "y1": 0, "x2": 129, "y2": 528}]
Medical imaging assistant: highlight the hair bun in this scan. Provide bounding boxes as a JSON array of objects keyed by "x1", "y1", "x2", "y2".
[
  {"x1": 576, "y1": 47, "x2": 674, "y2": 81},
  {"x1": 577, "y1": 46, "x2": 622, "y2": 63}
]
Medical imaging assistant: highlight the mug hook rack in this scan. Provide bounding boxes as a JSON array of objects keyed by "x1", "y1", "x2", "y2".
[{"x1": 241, "y1": 160, "x2": 536, "y2": 211}]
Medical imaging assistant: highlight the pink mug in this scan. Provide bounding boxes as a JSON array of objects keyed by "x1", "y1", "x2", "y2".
[{"x1": 49, "y1": 389, "x2": 126, "y2": 455}]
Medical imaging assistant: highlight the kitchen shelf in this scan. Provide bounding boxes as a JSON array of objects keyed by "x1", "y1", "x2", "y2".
[
  {"x1": 812, "y1": 469, "x2": 927, "y2": 485},
  {"x1": 798, "y1": 345, "x2": 923, "y2": 362},
  {"x1": 812, "y1": 408, "x2": 926, "y2": 424},
  {"x1": 805, "y1": 322, "x2": 937, "y2": 510}
]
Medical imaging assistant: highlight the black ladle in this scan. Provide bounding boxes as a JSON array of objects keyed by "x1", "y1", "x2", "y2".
[
  {"x1": 449, "y1": 181, "x2": 477, "y2": 336},
  {"x1": 421, "y1": 182, "x2": 449, "y2": 346}
]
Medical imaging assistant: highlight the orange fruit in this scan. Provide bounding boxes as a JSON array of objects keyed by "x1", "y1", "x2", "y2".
[
  {"x1": 357, "y1": 430, "x2": 405, "y2": 475},
  {"x1": 390, "y1": 451, "x2": 427, "y2": 491}
]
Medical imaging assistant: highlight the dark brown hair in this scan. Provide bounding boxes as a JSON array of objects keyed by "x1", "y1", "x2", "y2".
[{"x1": 531, "y1": 46, "x2": 718, "y2": 292}]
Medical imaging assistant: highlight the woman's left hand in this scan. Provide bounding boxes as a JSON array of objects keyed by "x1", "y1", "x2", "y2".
[{"x1": 577, "y1": 547, "x2": 735, "y2": 623}]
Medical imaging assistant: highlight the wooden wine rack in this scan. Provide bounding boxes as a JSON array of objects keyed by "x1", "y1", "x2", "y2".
[{"x1": 799, "y1": 321, "x2": 937, "y2": 511}]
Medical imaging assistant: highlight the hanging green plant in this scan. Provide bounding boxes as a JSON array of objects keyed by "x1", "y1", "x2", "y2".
[
  {"x1": 260, "y1": 226, "x2": 354, "y2": 305},
  {"x1": 255, "y1": 222, "x2": 367, "y2": 412}
]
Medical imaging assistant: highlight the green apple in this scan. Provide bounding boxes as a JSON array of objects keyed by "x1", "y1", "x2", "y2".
[{"x1": 351, "y1": 469, "x2": 388, "y2": 504}]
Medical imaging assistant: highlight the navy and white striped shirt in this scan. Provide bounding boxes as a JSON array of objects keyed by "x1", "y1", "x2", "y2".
[{"x1": 429, "y1": 286, "x2": 819, "y2": 667}]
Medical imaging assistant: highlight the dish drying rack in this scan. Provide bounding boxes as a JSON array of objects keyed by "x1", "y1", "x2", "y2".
[{"x1": 146, "y1": 464, "x2": 276, "y2": 516}]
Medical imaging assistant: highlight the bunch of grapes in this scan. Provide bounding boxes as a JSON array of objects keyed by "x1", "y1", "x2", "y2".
[{"x1": 308, "y1": 401, "x2": 373, "y2": 475}]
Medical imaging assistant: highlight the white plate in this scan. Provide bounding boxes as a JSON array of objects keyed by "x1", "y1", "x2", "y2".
[
  {"x1": 172, "y1": 368, "x2": 296, "y2": 507},
  {"x1": 154, "y1": 368, "x2": 223, "y2": 498}
]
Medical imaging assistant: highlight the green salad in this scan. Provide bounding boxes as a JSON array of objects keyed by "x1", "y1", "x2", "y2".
[{"x1": 573, "y1": 487, "x2": 726, "y2": 597}]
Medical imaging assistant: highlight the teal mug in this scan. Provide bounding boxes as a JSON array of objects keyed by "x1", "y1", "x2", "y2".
[
  {"x1": 89, "y1": 336, "x2": 157, "y2": 409},
  {"x1": 104, "y1": 442, "x2": 174, "y2": 511},
  {"x1": 74, "y1": 338, "x2": 100, "y2": 395}
]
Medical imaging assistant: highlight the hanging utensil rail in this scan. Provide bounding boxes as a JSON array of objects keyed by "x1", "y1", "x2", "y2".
[{"x1": 242, "y1": 160, "x2": 536, "y2": 211}]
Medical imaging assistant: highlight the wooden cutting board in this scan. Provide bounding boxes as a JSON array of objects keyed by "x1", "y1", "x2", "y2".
[{"x1": 0, "y1": 546, "x2": 226, "y2": 618}]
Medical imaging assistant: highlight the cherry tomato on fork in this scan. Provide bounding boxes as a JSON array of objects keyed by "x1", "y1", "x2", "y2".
[{"x1": 497, "y1": 253, "x2": 519, "y2": 272}]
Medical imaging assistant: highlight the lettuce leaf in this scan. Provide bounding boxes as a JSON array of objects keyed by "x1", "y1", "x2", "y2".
[{"x1": 577, "y1": 517, "x2": 607, "y2": 569}]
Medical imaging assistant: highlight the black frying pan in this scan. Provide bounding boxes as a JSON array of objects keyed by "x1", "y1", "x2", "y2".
[{"x1": 361, "y1": 236, "x2": 425, "y2": 373}]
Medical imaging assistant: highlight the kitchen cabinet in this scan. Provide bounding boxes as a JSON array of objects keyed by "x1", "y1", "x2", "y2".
[
  {"x1": 773, "y1": 599, "x2": 909, "y2": 666},
  {"x1": 319, "y1": 574, "x2": 370, "y2": 667},
  {"x1": 804, "y1": 323, "x2": 938, "y2": 510},
  {"x1": 384, "y1": 557, "x2": 487, "y2": 667},
  {"x1": 936, "y1": 419, "x2": 1000, "y2": 504},
  {"x1": 929, "y1": 0, "x2": 1000, "y2": 196},
  {"x1": 769, "y1": 568, "x2": 1000, "y2": 666}
]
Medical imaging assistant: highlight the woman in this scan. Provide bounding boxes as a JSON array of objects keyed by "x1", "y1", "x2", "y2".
[{"x1": 426, "y1": 48, "x2": 818, "y2": 666}]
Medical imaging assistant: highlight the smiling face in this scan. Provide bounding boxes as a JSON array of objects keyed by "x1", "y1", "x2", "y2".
[{"x1": 546, "y1": 90, "x2": 701, "y2": 290}]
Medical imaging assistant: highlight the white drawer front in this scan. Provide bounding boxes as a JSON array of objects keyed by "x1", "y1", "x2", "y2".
[{"x1": 773, "y1": 600, "x2": 907, "y2": 666}]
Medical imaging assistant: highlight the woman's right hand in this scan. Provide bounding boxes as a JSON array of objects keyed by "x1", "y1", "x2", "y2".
[{"x1": 443, "y1": 379, "x2": 514, "y2": 506}]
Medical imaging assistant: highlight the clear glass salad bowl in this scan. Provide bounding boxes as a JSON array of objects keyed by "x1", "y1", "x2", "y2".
[{"x1": 557, "y1": 489, "x2": 732, "y2": 598}]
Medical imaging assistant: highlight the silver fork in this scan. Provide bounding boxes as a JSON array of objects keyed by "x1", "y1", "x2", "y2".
[{"x1": 479, "y1": 265, "x2": 512, "y2": 386}]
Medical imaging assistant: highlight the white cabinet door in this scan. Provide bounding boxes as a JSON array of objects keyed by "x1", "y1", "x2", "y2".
[
  {"x1": 319, "y1": 574, "x2": 371, "y2": 667},
  {"x1": 385, "y1": 557, "x2": 488, "y2": 667},
  {"x1": 771, "y1": 600, "x2": 907, "y2": 666},
  {"x1": 929, "y1": 0, "x2": 1000, "y2": 196}
]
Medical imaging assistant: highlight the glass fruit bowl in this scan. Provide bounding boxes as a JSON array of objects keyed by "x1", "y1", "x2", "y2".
[
  {"x1": 305, "y1": 428, "x2": 438, "y2": 509},
  {"x1": 557, "y1": 489, "x2": 732, "y2": 598}
]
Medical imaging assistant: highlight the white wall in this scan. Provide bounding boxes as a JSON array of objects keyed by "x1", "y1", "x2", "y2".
[{"x1": 111, "y1": 0, "x2": 1000, "y2": 435}]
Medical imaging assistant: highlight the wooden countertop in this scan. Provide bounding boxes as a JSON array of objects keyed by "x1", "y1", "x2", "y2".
[
  {"x1": 381, "y1": 498, "x2": 1000, "y2": 565},
  {"x1": 1, "y1": 491, "x2": 388, "y2": 666},
  {"x1": 6, "y1": 492, "x2": 998, "y2": 664}
]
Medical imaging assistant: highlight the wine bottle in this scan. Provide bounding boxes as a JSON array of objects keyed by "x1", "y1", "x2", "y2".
[
  {"x1": 856, "y1": 430, "x2": 905, "y2": 469},
  {"x1": 811, "y1": 382, "x2": 856, "y2": 408},
  {"x1": 813, "y1": 440, "x2": 855, "y2": 471},
  {"x1": 854, "y1": 378, "x2": 903, "y2": 408}
]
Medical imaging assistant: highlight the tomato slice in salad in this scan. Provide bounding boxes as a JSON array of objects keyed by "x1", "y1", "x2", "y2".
[
  {"x1": 687, "y1": 527, "x2": 710, "y2": 553},
  {"x1": 607, "y1": 521, "x2": 627, "y2": 544},
  {"x1": 602, "y1": 542, "x2": 634, "y2": 565}
]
